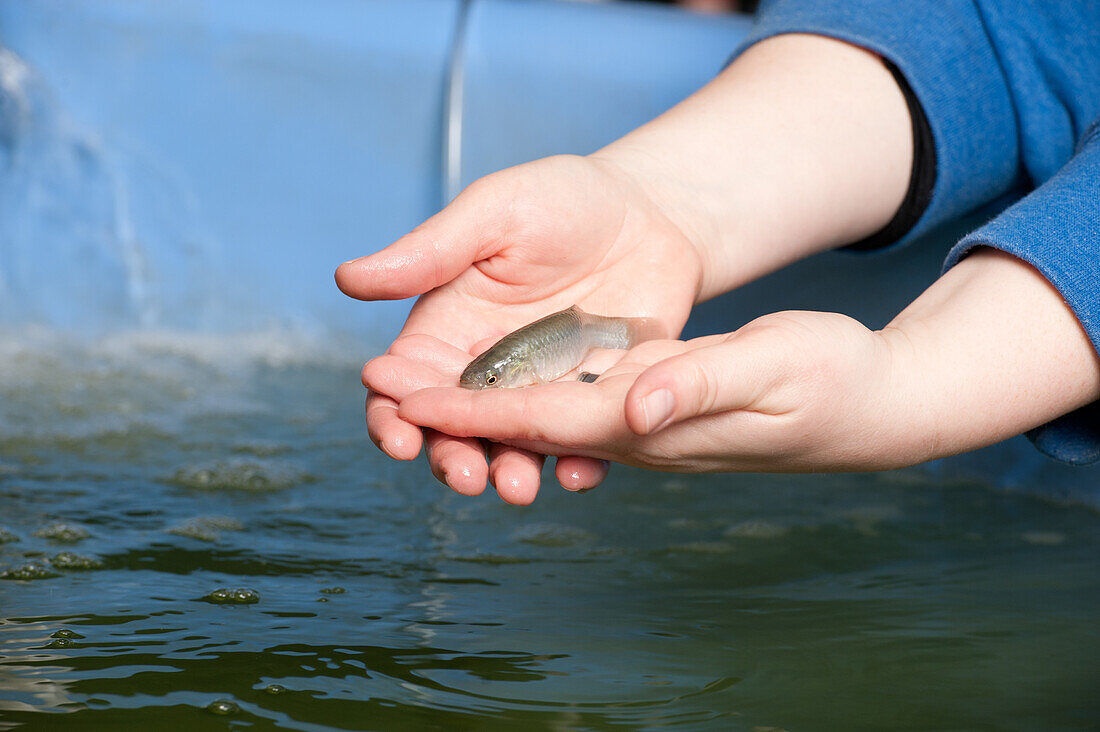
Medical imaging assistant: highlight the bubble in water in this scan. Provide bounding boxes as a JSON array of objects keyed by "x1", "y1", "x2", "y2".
[
  {"x1": 723, "y1": 519, "x2": 788, "y2": 540},
  {"x1": 666, "y1": 518, "x2": 707, "y2": 530},
  {"x1": 668, "y1": 541, "x2": 734, "y2": 554},
  {"x1": 842, "y1": 505, "x2": 903, "y2": 536},
  {"x1": 1022, "y1": 531, "x2": 1066, "y2": 546},
  {"x1": 50, "y1": 551, "x2": 102, "y2": 570},
  {"x1": 201, "y1": 587, "x2": 260, "y2": 605},
  {"x1": 197, "y1": 516, "x2": 245, "y2": 530},
  {"x1": 319, "y1": 586, "x2": 345, "y2": 594},
  {"x1": 32, "y1": 522, "x2": 89, "y2": 542},
  {"x1": 167, "y1": 459, "x2": 311, "y2": 492},
  {"x1": 51, "y1": 629, "x2": 85, "y2": 639},
  {"x1": 167, "y1": 523, "x2": 218, "y2": 542},
  {"x1": 232, "y1": 440, "x2": 291, "y2": 457},
  {"x1": 0, "y1": 562, "x2": 61, "y2": 580},
  {"x1": 661, "y1": 480, "x2": 690, "y2": 493},
  {"x1": 168, "y1": 515, "x2": 244, "y2": 542},
  {"x1": 511, "y1": 523, "x2": 596, "y2": 547},
  {"x1": 0, "y1": 527, "x2": 19, "y2": 544},
  {"x1": 206, "y1": 699, "x2": 239, "y2": 715},
  {"x1": 47, "y1": 637, "x2": 73, "y2": 648},
  {"x1": 263, "y1": 684, "x2": 287, "y2": 695}
]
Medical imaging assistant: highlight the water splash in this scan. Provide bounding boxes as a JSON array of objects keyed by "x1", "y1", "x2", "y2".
[{"x1": 0, "y1": 49, "x2": 219, "y2": 331}]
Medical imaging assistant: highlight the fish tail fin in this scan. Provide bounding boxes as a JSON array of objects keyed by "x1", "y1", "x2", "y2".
[
  {"x1": 580, "y1": 312, "x2": 664, "y2": 350},
  {"x1": 621, "y1": 316, "x2": 664, "y2": 347}
]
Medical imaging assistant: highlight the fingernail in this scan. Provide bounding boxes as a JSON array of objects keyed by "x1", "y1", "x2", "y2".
[
  {"x1": 384, "y1": 434, "x2": 409, "y2": 460},
  {"x1": 641, "y1": 388, "x2": 675, "y2": 433},
  {"x1": 378, "y1": 438, "x2": 395, "y2": 459}
]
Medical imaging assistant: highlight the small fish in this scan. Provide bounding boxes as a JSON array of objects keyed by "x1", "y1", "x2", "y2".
[{"x1": 459, "y1": 306, "x2": 656, "y2": 389}]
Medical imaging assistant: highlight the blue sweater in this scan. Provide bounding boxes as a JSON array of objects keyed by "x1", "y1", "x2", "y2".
[{"x1": 738, "y1": 0, "x2": 1100, "y2": 465}]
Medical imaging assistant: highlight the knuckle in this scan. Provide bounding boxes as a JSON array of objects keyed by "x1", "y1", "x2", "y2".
[
  {"x1": 457, "y1": 174, "x2": 497, "y2": 205},
  {"x1": 362, "y1": 355, "x2": 401, "y2": 390},
  {"x1": 388, "y1": 333, "x2": 434, "y2": 358},
  {"x1": 361, "y1": 358, "x2": 386, "y2": 387},
  {"x1": 687, "y1": 359, "x2": 721, "y2": 415},
  {"x1": 639, "y1": 439, "x2": 683, "y2": 469}
]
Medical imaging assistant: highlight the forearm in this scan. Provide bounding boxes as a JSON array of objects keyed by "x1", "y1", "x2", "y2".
[
  {"x1": 592, "y1": 33, "x2": 913, "y2": 302},
  {"x1": 879, "y1": 248, "x2": 1100, "y2": 463}
]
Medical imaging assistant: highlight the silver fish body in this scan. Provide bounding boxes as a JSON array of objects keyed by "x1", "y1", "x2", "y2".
[{"x1": 459, "y1": 306, "x2": 652, "y2": 389}]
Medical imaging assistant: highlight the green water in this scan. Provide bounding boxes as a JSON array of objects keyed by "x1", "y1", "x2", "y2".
[{"x1": 0, "y1": 332, "x2": 1098, "y2": 730}]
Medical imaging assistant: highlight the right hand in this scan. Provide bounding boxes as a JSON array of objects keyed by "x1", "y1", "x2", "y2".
[{"x1": 335, "y1": 154, "x2": 706, "y2": 504}]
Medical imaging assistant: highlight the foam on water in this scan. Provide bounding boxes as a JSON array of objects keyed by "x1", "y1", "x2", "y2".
[
  {"x1": 167, "y1": 458, "x2": 314, "y2": 492},
  {"x1": 31, "y1": 523, "x2": 90, "y2": 543},
  {"x1": 0, "y1": 325, "x2": 367, "y2": 445},
  {"x1": 167, "y1": 516, "x2": 245, "y2": 543}
]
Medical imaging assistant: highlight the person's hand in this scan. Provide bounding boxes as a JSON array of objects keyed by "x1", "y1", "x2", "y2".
[
  {"x1": 336, "y1": 34, "x2": 935, "y2": 499},
  {"x1": 336, "y1": 154, "x2": 705, "y2": 503},
  {"x1": 391, "y1": 249, "x2": 1100, "y2": 479},
  {"x1": 390, "y1": 310, "x2": 919, "y2": 474}
]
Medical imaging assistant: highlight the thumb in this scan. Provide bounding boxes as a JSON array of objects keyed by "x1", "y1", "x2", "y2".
[
  {"x1": 624, "y1": 338, "x2": 778, "y2": 435},
  {"x1": 335, "y1": 177, "x2": 511, "y2": 301}
]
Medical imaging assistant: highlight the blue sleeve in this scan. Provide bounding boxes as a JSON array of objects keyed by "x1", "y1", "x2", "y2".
[
  {"x1": 737, "y1": 1, "x2": 1100, "y2": 246},
  {"x1": 737, "y1": 2, "x2": 1100, "y2": 464},
  {"x1": 736, "y1": 0, "x2": 1020, "y2": 245},
  {"x1": 944, "y1": 122, "x2": 1100, "y2": 465}
]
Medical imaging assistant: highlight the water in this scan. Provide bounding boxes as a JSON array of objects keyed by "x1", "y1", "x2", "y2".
[{"x1": 0, "y1": 332, "x2": 1098, "y2": 731}]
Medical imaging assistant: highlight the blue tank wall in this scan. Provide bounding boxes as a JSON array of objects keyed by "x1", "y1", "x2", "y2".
[
  {"x1": 0, "y1": 0, "x2": 759, "y2": 340},
  {"x1": 0, "y1": 0, "x2": 460, "y2": 337},
  {"x1": 0, "y1": 0, "x2": 952, "y2": 338}
]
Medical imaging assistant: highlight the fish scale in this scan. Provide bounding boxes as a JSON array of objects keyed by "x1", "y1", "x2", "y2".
[{"x1": 459, "y1": 306, "x2": 653, "y2": 389}]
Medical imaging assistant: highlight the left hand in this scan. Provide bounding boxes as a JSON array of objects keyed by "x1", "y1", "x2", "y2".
[{"x1": 388, "y1": 310, "x2": 920, "y2": 478}]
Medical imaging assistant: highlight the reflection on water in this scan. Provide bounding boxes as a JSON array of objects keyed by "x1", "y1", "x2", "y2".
[{"x1": 1, "y1": 331, "x2": 1099, "y2": 730}]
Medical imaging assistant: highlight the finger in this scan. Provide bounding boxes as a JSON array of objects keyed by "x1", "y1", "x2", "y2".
[
  {"x1": 362, "y1": 335, "x2": 474, "y2": 456},
  {"x1": 334, "y1": 177, "x2": 511, "y2": 301},
  {"x1": 624, "y1": 338, "x2": 774, "y2": 435},
  {"x1": 425, "y1": 430, "x2": 489, "y2": 496},
  {"x1": 487, "y1": 444, "x2": 544, "y2": 505},
  {"x1": 364, "y1": 335, "x2": 474, "y2": 468},
  {"x1": 555, "y1": 456, "x2": 610, "y2": 492},
  {"x1": 366, "y1": 391, "x2": 422, "y2": 460},
  {"x1": 362, "y1": 344, "x2": 471, "y2": 399},
  {"x1": 397, "y1": 382, "x2": 625, "y2": 447},
  {"x1": 387, "y1": 333, "x2": 473, "y2": 373},
  {"x1": 362, "y1": 354, "x2": 442, "y2": 398}
]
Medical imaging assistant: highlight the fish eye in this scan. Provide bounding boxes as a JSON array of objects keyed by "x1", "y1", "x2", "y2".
[{"x1": 485, "y1": 372, "x2": 498, "y2": 385}]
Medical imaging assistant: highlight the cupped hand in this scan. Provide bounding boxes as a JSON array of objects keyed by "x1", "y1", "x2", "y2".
[
  {"x1": 335, "y1": 154, "x2": 705, "y2": 502},
  {"x1": 392, "y1": 311, "x2": 923, "y2": 475}
]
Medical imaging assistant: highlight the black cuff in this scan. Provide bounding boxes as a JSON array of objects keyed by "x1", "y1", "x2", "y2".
[{"x1": 847, "y1": 59, "x2": 937, "y2": 251}]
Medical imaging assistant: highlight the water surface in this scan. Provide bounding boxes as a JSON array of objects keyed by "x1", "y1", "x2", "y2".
[{"x1": 1, "y1": 331, "x2": 1098, "y2": 730}]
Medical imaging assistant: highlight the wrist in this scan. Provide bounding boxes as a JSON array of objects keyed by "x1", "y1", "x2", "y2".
[
  {"x1": 593, "y1": 34, "x2": 913, "y2": 301},
  {"x1": 878, "y1": 249, "x2": 1100, "y2": 462},
  {"x1": 585, "y1": 149, "x2": 722, "y2": 302}
]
